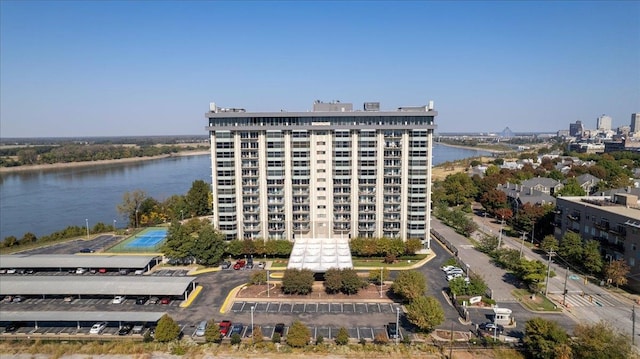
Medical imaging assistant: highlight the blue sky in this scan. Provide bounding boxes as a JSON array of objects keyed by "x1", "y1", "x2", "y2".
[{"x1": 1, "y1": 1, "x2": 638, "y2": 137}]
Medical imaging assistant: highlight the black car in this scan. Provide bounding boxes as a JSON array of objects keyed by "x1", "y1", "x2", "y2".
[
  {"x1": 4, "y1": 322, "x2": 22, "y2": 333},
  {"x1": 274, "y1": 323, "x2": 285, "y2": 336},
  {"x1": 118, "y1": 323, "x2": 133, "y2": 336},
  {"x1": 230, "y1": 323, "x2": 244, "y2": 336},
  {"x1": 79, "y1": 248, "x2": 94, "y2": 253},
  {"x1": 386, "y1": 322, "x2": 398, "y2": 339},
  {"x1": 135, "y1": 297, "x2": 148, "y2": 305},
  {"x1": 479, "y1": 322, "x2": 504, "y2": 333}
]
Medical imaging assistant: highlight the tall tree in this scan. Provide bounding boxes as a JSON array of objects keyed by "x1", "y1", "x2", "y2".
[
  {"x1": 405, "y1": 296, "x2": 445, "y2": 332},
  {"x1": 286, "y1": 321, "x2": 311, "y2": 347},
  {"x1": 116, "y1": 190, "x2": 147, "y2": 227},
  {"x1": 192, "y1": 225, "x2": 225, "y2": 266},
  {"x1": 558, "y1": 232, "x2": 583, "y2": 265},
  {"x1": 557, "y1": 177, "x2": 586, "y2": 197},
  {"x1": 572, "y1": 321, "x2": 632, "y2": 359},
  {"x1": 186, "y1": 180, "x2": 212, "y2": 217},
  {"x1": 154, "y1": 314, "x2": 181, "y2": 342},
  {"x1": 582, "y1": 240, "x2": 603, "y2": 274},
  {"x1": 540, "y1": 235, "x2": 559, "y2": 253}
]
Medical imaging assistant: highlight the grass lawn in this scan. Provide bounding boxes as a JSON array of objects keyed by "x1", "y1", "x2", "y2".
[
  {"x1": 352, "y1": 254, "x2": 428, "y2": 268},
  {"x1": 512, "y1": 289, "x2": 562, "y2": 312}
]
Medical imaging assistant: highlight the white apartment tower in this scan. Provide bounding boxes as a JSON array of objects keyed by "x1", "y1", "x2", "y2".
[{"x1": 205, "y1": 100, "x2": 438, "y2": 248}]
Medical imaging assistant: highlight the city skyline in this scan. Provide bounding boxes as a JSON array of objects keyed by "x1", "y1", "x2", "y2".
[{"x1": 1, "y1": 1, "x2": 638, "y2": 138}]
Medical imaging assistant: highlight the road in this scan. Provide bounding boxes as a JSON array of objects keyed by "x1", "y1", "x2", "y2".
[{"x1": 471, "y1": 205, "x2": 639, "y2": 343}]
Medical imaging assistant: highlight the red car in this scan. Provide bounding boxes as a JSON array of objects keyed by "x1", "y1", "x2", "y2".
[
  {"x1": 219, "y1": 320, "x2": 232, "y2": 336},
  {"x1": 233, "y1": 260, "x2": 246, "y2": 270},
  {"x1": 160, "y1": 297, "x2": 171, "y2": 305}
]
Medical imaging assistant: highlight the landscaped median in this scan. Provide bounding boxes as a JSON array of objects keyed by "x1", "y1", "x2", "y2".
[{"x1": 512, "y1": 289, "x2": 562, "y2": 312}]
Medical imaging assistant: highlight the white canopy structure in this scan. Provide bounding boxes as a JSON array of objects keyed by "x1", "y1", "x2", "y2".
[{"x1": 287, "y1": 237, "x2": 353, "y2": 272}]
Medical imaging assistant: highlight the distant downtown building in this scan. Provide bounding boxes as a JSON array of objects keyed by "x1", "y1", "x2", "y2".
[
  {"x1": 205, "y1": 100, "x2": 438, "y2": 248},
  {"x1": 596, "y1": 114, "x2": 612, "y2": 131},
  {"x1": 631, "y1": 113, "x2": 640, "y2": 134}
]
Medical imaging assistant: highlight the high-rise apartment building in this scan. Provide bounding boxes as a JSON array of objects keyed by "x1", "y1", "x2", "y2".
[
  {"x1": 597, "y1": 114, "x2": 612, "y2": 131},
  {"x1": 631, "y1": 113, "x2": 640, "y2": 134},
  {"x1": 205, "y1": 100, "x2": 438, "y2": 248},
  {"x1": 569, "y1": 120, "x2": 584, "y2": 137}
]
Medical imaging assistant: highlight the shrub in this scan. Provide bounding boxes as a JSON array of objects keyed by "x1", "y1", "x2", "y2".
[
  {"x1": 230, "y1": 333, "x2": 241, "y2": 345},
  {"x1": 286, "y1": 321, "x2": 310, "y2": 347},
  {"x1": 154, "y1": 314, "x2": 180, "y2": 342},
  {"x1": 391, "y1": 270, "x2": 427, "y2": 303},
  {"x1": 252, "y1": 326, "x2": 263, "y2": 345},
  {"x1": 335, "y1": 327, "x2": 349, "y2": 345},
  {"x1": 204, "y1": 319, "x2": 222, "y2": 343},
  {"x1": 373, "y1": 332, "x2": 389, "y2": 344},
  {"x1": 272, "y1": 333, "x2": 281, "y2": 343},
  {"x1": 316, "y1": 335, "x2": 324, "y2": 345},
  {"x1": 250, "y1": 270, "x2": 267, "y2": 285},
  {"x1": 282, "y1": 268, "x2": 314, "y2": 295}
]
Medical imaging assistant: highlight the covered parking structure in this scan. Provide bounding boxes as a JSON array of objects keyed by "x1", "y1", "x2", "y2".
[
  {"x1": 0, "y1": 254, "x2": 162, "y2": 274},
  {"x1": 0, "y1": 276, "x2": 197, "y2": 301},
  {"x1": 0, "y1": 311, "x2": 166, "y2": 330}
]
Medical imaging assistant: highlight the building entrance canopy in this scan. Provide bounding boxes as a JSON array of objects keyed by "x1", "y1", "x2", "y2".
[{"x1": 287, "y1": 238, "x2": 353, "y2": 272}]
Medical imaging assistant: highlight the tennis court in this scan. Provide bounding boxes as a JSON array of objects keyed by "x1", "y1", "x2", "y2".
[
  {"x1": 107, "y1": 227, "x2": 168, "y2": 253},
  {"x1": 125, "y1": 228, "x2": 168, "y2": 249}
]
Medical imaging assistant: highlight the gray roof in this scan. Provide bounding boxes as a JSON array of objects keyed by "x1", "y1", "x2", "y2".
[
  {"x1": 522, "y1": 177, "x2": 561, "y2": 188},
  {"x1": 0, "y1": 311, "x2": 166, "y2": 323},
  {"x1": 0, "y1": 254, "x2": 160, "y2": 269},
  {"x1": 575, "y1": 173, "x2": 601, "y2": 185},
  {"x1": 0, "y1": 276, "x2": 195, "y2": 296}
]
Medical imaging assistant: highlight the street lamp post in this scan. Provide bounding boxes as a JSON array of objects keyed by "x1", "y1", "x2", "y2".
[
  {"x1": 135, "y1": 209, "x2": 139, "y2": 229},
  {"x1": 380, "y1": 267, "x2": 383, "y2": 298},
  {"x1": 466, "y1": 264, "x2": 470, "y2": 280},
  {"x1": 180, "y1": 210, "x2": 184, "y2": 222},
  {"x1": 113, "y1": 219, "x2": 116, "y2": 231},
  {"x1": 267, "y1": 270, "x2": 270, "y2": 298},
  {"x1": 497, "y1": 217, "x2": 504, "y2": 249},
  {"x1": 85, "y1": 219, "x2": 89, "y2": 239},
  {"x1": 395, "y1": 306, "x2": 400, "y2": 344},
  {"x1": 519, "y1": 231, "x2": 526, "y2": 258}
]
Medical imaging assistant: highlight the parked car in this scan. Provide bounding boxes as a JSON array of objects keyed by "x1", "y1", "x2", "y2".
[
  {"x1": 219, "y1": 320, "x2": 232, "y2": 336},
  {"x1": 221, "y1": 261, "x2": 232, "y2": 270},
  {"x1": 119, "y1": 269, "x2": 130, "y2": 275},
  {"x1": 445, "y1": 268, "x2": 464, "y2": 275},
  {"x1": 257, "y1": 261, "x2": 265, "y2": 269},
  {"x1": 441, "y1": 265, "x2": 457, "y2": 272},
  {"x1": 274, "y1": 323, "x2": 285, "y2": 336},
  {"x1": 12, "y1": 295, "x2": 24, "y2": 303},
  {"x1": 4, "y1": 322, "x2": 22, "y2": 333},
  {"x1": 386, "y1": 322, "x2": 398, "y2": 339},
  {"x1": 134, "y1": 269, "x2": 144, "y2": 275},
  {"x1": 479, "y1": 322, "x2": 504, "y2": 333},
  {"x1": 233, "y1": 260, "x2": 246, "y2": 270},
  {"x1": 75, "y1": 268, "x2": 87, "y2": 274},
  {"x1": 89, "y1": 322, "x2": 107, "y2": 334},
  {"x1": 63, "y1": 296, "x2": 74, "y2": 302},
  {"x1": 246, "y1": 257, "x2": 254, "y2": 269},
  {"x1": 24, "y1": 269, "x2": 34, "y2": 274},
  {"x1": 195, "y1": 320, "x2": 207, "y2": 337},
  {"x1": 132, "y1": 323, "x2": 145, "y2": 334},
  {"x1": 98, "y1": 268, "x2": 107, "y2": 273},
  {"x1": 160, "y1": 297, "x2": 171, "y2": 305},
  {"x1": 148, "y1": 296, "x2": 159, "y2": 304},
  {"x1": 230, "y1": 323, "x2": 244, "y2": 336},
  {"x1": 135, "y1": 297, "x2": 148, "y2": 305},
  {"x1": 118, "y1": 323, "x2": 133, "y2": 335},
  {"x1": 5, "y1": 269, "x2": 16, "y2": 274},
  {"x1": 112, "y1": 295, "x2": 126, "y2": 304},
  {"x1": 446, "y1": 273, "x2": 464, "y2": 281},
  {"x1": 79, "y1": 248, "x2": 94, "y2": 253}
]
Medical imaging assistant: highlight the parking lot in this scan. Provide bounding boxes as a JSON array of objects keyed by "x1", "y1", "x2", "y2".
[
  {"x1": 19, "y1": 235, "x2": 123, "y2": 255},
  {"x1": 6, "y1": 295, "x2": 182, "y2": 308},
  {"x1": 231, "y1": 301, "x2": 402, "y2": 315}
]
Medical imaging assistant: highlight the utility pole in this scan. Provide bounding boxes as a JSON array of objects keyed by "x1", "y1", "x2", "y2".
[
  {"x1": 562, "y1": 266, "x2": 569, "y2": 306},
  {"x1": 497, "y1": 217, "x2": 504, "y2": 249},
  {"x1": 633, "y1": 305, "x2": 636, "y2": 346},
  {"x1": 531, "y1": 221, "x2": 535, "y2": 244},
  {"x1": 545, "y1": 250, "x2": 554, "y2": 296},
  {"x1": 519, "y1": 231, "x2": 526, "y2": 258}
]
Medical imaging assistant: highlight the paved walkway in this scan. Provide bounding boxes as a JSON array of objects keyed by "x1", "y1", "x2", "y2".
[{"x1": 431, "y1": 219, "x2": 517, "y2": 302}]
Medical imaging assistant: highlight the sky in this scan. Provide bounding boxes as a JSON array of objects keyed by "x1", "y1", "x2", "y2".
[{"x1": 1, "y1": 1, "x2": 639, "y2": 137}]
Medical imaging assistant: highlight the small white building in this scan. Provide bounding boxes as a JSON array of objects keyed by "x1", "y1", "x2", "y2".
[{"x1": 493, "y1": 307, "x2": 512, "y2": 325}]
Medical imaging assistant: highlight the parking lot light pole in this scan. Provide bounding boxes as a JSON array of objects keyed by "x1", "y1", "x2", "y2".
[
  {"x1": 251, "y1": 305, "x2": 255, "y2": 339},
  {"x1": 267, "y1": 270, "x2": 270, "y2": 298},
  {"x1": 396, "y1": 306, "x2": 400, "y2": 344},
  {"x1": 85, "y1": 219, "x2": 89, "y2": 239},
  {"x1": 113, "y1": 219, "x2": 116, "y2": 231},
  {"x1": 380, "y1": 267, "x2": 383, "y2": 298}
]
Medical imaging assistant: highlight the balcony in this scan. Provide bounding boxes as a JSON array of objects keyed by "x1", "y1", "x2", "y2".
[
  {"x1": 595, "y1": 222, "x2": 610, "y2": 231},
  {"x1": 244, "y1": 216, "x2": 260, "y2": 223},
  {"x1": 567, "y1": 213, "x2": 580, "y2": 221}
]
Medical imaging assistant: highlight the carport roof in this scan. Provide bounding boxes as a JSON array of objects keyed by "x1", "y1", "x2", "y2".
[
  {"x1": 0, "y1": 254, "x2": 160, "y2": 269},
  {"x1": 0, "y1": 311, "x2": 166, "y2": 323},
  {"x1": 287, "y1": 237, "x2": 353, "y2": 272},
  {"x1": 0, "y1": 276, "x2": 195, "y2": 296}
]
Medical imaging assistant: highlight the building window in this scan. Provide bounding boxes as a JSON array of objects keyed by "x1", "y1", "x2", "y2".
[
  {"x1": 318, "y1": 160, "x2": 326, "y2": 164},
  {"x1": 317, "y1": 150, "x2": 326, "y2": 155},
  {"x1": 318, "y1": 205, "x2": 326, "y2": 209},
  {"x1": 317, "y1": 187, "x2": 326, "y2": 191},
  {"x1": 317, "y1": 141, "x2": 326, "y2": 146},
  {"x1": 317, "y1": 169, "x2": 326, "y2": 173}
]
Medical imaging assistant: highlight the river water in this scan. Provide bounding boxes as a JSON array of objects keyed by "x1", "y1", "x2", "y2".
[{"x1": 0, "y1": 144, "x2": 491, "y2": 239}]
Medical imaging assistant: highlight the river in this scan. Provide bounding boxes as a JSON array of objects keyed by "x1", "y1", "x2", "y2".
[{"x1": 0, "y1": 144, "x2": 491, "y2": 239}]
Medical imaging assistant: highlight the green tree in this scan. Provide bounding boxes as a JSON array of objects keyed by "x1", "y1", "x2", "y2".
[
  {"x1": 204, "y1": 319, "x2": 222, "y2": 343},
  {"x1": 405, "y1": 296, "x2": 445, "y2": 332},
  {"x1": 340, "y1": 268, "x2": 366, "y2": 295},
  {"x1": 116, "y1": 190, "x2": 147, "y2": 227},
  {"x1": 441, "y1": 172, "x2": 478, "y2": 206},
  {"x1": 250, "y1": 270, "x2": 267, "y2": 285},
  {"x1": 272, "y1": 332, "x2": 281, "y2": 343},
  {"x1": 186, "y1": 179, "x2": 211, "y2": 217},
  {"x1": 1, "y1": 235, "x2": 17, "y2": 247},
  {"x1": 225, "y1": 239, "x2": 244, "y2": 257},
  {"x1": 335, "y1": 327, "x2": 350, "y2": 345},
  {"x1": 571, "y1": 321, "x2": 632, "y2": 359},
  {"x1": 604, "y1": 259, "x2": 630, "y2": 288},
  {"x1": 324, "y1": 268, "x2": 343, "y2": 294},
  {"x1": 286, "y1": 320, "x2": 311, "y2": 347},
  {"x1": 558, "y1": 232, "x2": 583, "y2": 265},
  {"x1": 540, "y1": 235, "x2": 559, "y2": 253},
  {"x1": 252, "y1": 325, "x2": 263, "y2": 344},
  {"x1": 17, "y1": 148, "x2": 38, "y2": 165},
  {"x1": 517, "y1": 259, "x2": 549, "y2": 293},
  {"x1": 154, "y1": 314, "x2": 181, "y2": 342},
  {"x1": 391, "y1": 270, "x2": 427, "y2": 303},
  {"x1": 192, "y1": 225, "x2": 225, "y2": 266},
  {"x1": 523, "y1": 317, "x2": 569, "y2": 359},
  {"x1": 161, "y1": 221, "x2": 194, "y2": 263},
  {"x1": 230, "y1": 333, "x2": 242, "y2": 345},
  {"x1": 282, "y1": 269, "x2": 314, "y2": 295},
  {"x1": 582, "y1": 240, "x2": 603, "y2": 274},
  {"x1": 557, "y1": 177, "x2": 586, "y2": 197}
]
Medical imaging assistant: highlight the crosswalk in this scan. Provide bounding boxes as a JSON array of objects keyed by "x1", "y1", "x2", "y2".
[{"x1": 553, "y1": 293, "x2": 622, "y2": 308}]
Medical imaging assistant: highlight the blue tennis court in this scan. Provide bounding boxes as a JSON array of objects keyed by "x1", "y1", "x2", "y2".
[{"x1": 124, "y1": 228, "x2": 168, "y2": 249}]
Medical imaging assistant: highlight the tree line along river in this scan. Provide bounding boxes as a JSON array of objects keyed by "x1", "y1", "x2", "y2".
[{"x1": 0, "y1": 144, "x2": 492, "y2": 239}]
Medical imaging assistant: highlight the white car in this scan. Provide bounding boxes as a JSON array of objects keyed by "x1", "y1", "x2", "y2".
[
  {"x1": 89, "y1": 322, "x2": 107, "y2": 334},
  {"x1": 447, "y1": 273, "x2": 464, "y2": 281},
  {"x1": 75, "y1": 268, "x2": 87, "y2": 274},
  {"x1": 441, "y1": 265, "x2": 457, "y2": 272},
  {"x1": 445, "y1": 268, "x2": 464, "y2": 276},
  {"x1": 112, "y1": 295, "x2": 126, "y2": 304}
]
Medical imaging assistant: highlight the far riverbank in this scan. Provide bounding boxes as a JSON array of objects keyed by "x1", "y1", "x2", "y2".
[{"x1": 0, "y1": 150, "x2": 210, "y2": 174}]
